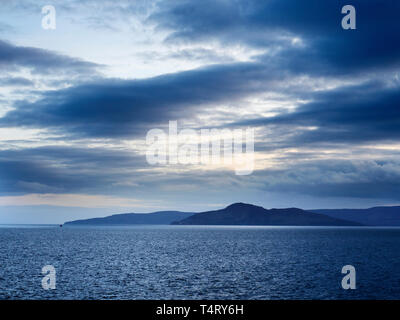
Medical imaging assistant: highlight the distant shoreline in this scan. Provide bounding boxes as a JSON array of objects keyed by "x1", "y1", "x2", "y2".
[{"x1": 63, "y1": 203, "x2": 400, "y2": 227}]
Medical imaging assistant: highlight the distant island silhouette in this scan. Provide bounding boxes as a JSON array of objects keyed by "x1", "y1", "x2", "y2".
[
  {"x1": 64, "y1": 202, "x2": 400, "y2": 226},
  {"x1": 64, "y1": 211, "x2": 194, "y2": 226},
  {"x1": 171, "y1": 203, "x2": 360, "y2": 226}
]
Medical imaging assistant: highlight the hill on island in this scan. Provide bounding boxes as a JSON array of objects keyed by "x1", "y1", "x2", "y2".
[
  {"x1": 311, "y1": 206, "x2": 400, "y2": 226},
  {"x1": 64, "y1": 211, "x2": 195, "y2": 225},
  {"x1": 171, "y1": 203, "x2": 361, "y2": 226}
]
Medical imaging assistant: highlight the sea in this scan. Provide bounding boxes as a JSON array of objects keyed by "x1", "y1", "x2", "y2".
[{"x1": 0, "y1": 225, "x2": 399, "y2": 300}]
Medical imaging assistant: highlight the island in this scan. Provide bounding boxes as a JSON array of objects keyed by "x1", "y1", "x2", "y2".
[{"x1": 65, "y1": 203, "x2": 363, "y2": 226}]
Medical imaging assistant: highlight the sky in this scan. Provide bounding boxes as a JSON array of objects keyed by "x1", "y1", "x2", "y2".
[{"x1": 1, "y1": 0, "x2": 400, "y2": 223}]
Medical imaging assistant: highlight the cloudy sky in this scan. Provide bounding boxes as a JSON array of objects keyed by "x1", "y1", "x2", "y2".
[{"x1": 1, "y1": 0, "x2": 400, "y2": 223}]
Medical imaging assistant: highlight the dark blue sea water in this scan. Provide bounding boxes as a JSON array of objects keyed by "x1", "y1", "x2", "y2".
[{"x1": 0, "y1": 225, "x2": 399, "y2": 300}]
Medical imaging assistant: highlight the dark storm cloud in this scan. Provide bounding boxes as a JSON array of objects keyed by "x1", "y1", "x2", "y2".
[
  {"x1": 0, "y1": 62, "x2": 284, "y2": 138},
  {"x1": 2, "y1": 145, "x2": 400, "y2": 201},
  {"x1": 152, "y1": 0, "x2": 400, "y2": 75},
  {"x1": 258, "y1": 159, "x2": 400, "y2": 200},
  {"x1": 2, "y1": 1, "x2": 398, "y2": 139},
  {"x1": 231, "y1": 81, "x2": 400, "y2": 145},
  {"x1": 0, "y1": 39, "x2": 101, "y2": 75},
  {"x1": 0, "y1": 146, "x2": 147, "y2": 194},
  {"x1": 0, "y1": 144, "x2": 261, "y2": 196}
]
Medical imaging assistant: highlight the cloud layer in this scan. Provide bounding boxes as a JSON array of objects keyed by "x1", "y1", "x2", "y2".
[{"x1": 1, "y1": 0, "x2": 400, "y2": 220}]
